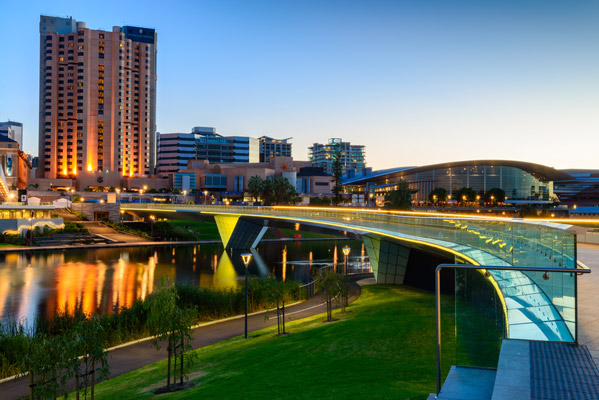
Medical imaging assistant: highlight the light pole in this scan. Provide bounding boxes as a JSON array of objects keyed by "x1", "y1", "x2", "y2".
[
  {"x1": 241, "y1": 253, "x2": 253, "y2": 339},
  {"x1": 8, "y1": 193, "x2": 14, "y2": 204},
  {"x1": 204, "y1": 190, "x2": 209, "y2": 204},
  {"x1": 149, "y1": 215, "x2": 155, "y2": 240},
  {"x1": 342, "y1": 245, "x2": 350, "y2": 308}
]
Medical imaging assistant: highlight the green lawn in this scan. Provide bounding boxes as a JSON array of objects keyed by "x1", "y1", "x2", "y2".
[
  {"x1": 0, "y1": 243, "x2": 23, "y2": 248},
  {"x1": 87, "y1": 285, "x2": 497, "y2": 400},
  {"x1": 168, "y1": 220, "x2": 221, "y2": 240}
]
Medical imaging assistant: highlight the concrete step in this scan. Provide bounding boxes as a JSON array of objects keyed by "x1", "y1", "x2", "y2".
[{"x1": 437, "y1": 366, "x2": 496, "y2": 400}]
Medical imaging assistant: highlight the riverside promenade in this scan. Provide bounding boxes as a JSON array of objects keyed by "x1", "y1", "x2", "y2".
[
  {"x1": 0, "y1": 275, "x2": 365, "y2": 399},
  {"x1": 576, "y1": 243, "x2": 599, "y2": 366}
]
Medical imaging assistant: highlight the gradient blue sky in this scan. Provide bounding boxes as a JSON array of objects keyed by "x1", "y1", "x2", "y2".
[{"x1": 1, "y1": 0, "x2": 598, "y2": 170}]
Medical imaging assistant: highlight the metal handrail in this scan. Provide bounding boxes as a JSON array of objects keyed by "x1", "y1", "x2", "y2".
[{"x1": 434, "y1": 264, "x2": 591, "y2": 395}]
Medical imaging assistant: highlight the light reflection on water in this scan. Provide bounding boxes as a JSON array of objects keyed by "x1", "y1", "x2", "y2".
[{"x1": 0, "y1": 240, "x2": 368, "y2": 326}]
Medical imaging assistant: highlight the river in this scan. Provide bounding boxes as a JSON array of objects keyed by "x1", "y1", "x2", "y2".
[{"x1": 0, "y1": 240, "x2": 370, "y2": 326}]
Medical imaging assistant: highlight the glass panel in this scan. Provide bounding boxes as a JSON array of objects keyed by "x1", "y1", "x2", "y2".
[{"x1": 454, "y1": 268, "x2": 504, "y2": 369}]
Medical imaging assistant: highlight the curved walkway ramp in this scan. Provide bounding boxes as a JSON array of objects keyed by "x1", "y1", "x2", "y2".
[{"x1": 121, "y1": 204, "x2": 583, "y2": 343}]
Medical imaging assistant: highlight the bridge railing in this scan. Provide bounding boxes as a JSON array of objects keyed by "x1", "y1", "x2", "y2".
[
  {"x1": 122, "y1": 204, "x2": 579, "y2": 338},
  {"x1": 123, "y1": 204, "x2": 576, "y2": 270}
]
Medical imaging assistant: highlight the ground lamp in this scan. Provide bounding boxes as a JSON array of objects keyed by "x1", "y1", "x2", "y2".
[
  {"x1": 342, "y1": 245, "x2": 351, "y2": 307},
  {"x1": 149, "y1": 215, "x2": 155, "y2": 239},
  {"x1": 241, "y1": 253, "x2": 253, "y2": 338}
]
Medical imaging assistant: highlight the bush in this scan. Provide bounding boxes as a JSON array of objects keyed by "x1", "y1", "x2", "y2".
[
  {"x1": 0, "y1": 280, "x2": 302, "y2": 379},
  {"x1": 310, "y1": 196, "x2": 332, "y2": 206}
]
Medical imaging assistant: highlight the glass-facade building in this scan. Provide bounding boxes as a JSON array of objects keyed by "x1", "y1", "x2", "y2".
[{"x1": 343, "y1": 161, "x2": 571, "y2": 202}]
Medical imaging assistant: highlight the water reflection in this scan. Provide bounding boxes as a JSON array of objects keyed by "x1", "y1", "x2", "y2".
[{"x1": 0, "y1": 240, "x2": 367, "y2": 326}]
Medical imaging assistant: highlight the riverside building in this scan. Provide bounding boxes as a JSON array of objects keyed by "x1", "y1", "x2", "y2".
[
  {"x1": 37, "y1": 15, "x2": 157, "y2": 188},
  {"x1": 309, "y1": 138, "x2": 366, "y2": 177}
]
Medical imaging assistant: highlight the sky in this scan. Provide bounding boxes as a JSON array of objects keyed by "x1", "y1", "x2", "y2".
[{"x1": 0, "y1": 0, "x2": 598, "y2": 171}]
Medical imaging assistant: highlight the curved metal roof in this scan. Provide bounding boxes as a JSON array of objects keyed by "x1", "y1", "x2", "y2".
[{"x1": 343, "y1": 160, "x2": 572, "y2": 185}]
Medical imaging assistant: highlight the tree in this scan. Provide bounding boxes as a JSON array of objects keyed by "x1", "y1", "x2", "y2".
[
  {"x1": 271, "y1": 176, "x2": 297, "y2": 205},
  {"x1": 429, "y1": 187, "x2": 448, "y2": 203},
  {"x1": 456, "y1": 187, "x2": 477, "y2": 204},
  {"x1": 72, "y1": 315, "x2": 111, "y2": 400},
  {"x1": 265, "y1": 275, "x2": 292, "y2": 335},
  {"x1": 384, "y1": 179, "x2": 412, "y2": 210},
  {"x1": 316, "y1": 268, "x2": 343, "y2": 322},
  {"x1": 145, "y1": 278, "x2": 197, "y2": 392},
  {"x1": 331, "y1": 149, "x2": 343, "y2": 206},
  {"x1": 22, "y1": 333, "x2": 65, "y2": 400},
  {"x1": 247, "y1": 175, "x2": 263, "y2": 203},
  {"x1": 485, "y1": 188, "x2": 506, "y2": 204},
  {"x1": 249, "y1": 176, "x2": 297, "y2": 206}
]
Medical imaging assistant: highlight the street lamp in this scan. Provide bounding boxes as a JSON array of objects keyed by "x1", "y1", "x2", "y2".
[
  {"x1": 204, "y1": 190, "x2": 209, "y2": 204},
  {"x1": 8, "y1": 193, "x2": 14, "y2": 204},
  {"x1": 342, "y1": 245, "x2": 351, "y2": 307},
  {"x1": 241, "y1": 253, "x2": 253, "y2": 339},
  {"x1": 149, "y1": 215, "x2": 155, "y2": 240}
]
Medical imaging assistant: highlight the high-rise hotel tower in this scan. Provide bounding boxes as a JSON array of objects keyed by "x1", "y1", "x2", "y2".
[{"x1": 38, "y1": 16, "x2": 157, "y2": 188}]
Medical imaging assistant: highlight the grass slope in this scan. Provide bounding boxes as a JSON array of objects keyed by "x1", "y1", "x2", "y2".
[{"x1": 88, "y1": 285, "x2": 471, "y2": 400}]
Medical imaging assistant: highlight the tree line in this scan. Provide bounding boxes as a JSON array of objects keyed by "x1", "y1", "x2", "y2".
[{"x1": 247, "y1": 175, "x2": 298, "y2": 205}]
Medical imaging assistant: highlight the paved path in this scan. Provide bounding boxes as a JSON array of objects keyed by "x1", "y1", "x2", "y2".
[
  {"x1": 575, "y1": 243, "x2": 599, "y2": 366},
  {"x1": 79, "y1": 221, "x2": 146, "y2": 243},
  {"x1": 0, "y1": 275, "x2": 366, "y2": 399}
]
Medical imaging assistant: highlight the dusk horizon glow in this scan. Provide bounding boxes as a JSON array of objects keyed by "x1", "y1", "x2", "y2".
[{"x1": 0, "y1": 0, "x2": 597, "y2": 171}]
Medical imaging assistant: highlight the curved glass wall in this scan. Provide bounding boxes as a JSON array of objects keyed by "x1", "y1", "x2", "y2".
[{"x1": 400, "y1": 165, "x2": 556, "y2": 202}]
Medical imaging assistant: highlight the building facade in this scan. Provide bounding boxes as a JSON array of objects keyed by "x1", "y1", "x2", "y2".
[
  {"x1": 0, "y1": 121, "x2": 23, "y2": 149},
  {"x1": 172, "y1": 157, "x2": 327, "y2": 199},
  {"x1": 309, "y1": 138, "x2": 366, "y2": 176},
  {"x1": 342, "y1": 160, "x2": 570, "y2": 203},
  {"x1": 157, "y1": 127, "x2": 260, "y2": 177},
  {"x1": 259, "y1": 136, "x2": 292, "y2": 162},
  {"x1": 0, "y1": 136, "x2": 30, "y2": 191},
  {"x1": 37, "y1": 16, "x2": 157, "y2": 188}
]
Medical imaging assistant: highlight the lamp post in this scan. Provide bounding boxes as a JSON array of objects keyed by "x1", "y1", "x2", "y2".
[
  {"x1": 149, "y1": 215, "x2": 155, "y2": 240},
  {"x1": 241, "y1": 253, "x2": 253, "y2": 339},
  {"x1": 8, "y1": 193, "x2": 14, "y2": 204},
  {"x1": 342, "y1": 245, "x2": 350, "y2": 307},
  {"x1": 204, "y1": 190, "x2": 209, "y2": 204}
]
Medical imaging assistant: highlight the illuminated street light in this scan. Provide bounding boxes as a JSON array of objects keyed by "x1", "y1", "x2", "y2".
[
  {"x1": 342, "y1": 245, "x2": 351, "y2": 307},
  {"x1": 149, "y1": 215, "x2": 155, "y2": 239},
  {"x1": 241, "y1": 253, "x2": 253, "y2": 339}
]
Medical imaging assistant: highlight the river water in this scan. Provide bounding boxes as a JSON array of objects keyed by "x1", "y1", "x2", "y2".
[{"x1": 0, "y1": 240, "x2": 370, "y2": 326}]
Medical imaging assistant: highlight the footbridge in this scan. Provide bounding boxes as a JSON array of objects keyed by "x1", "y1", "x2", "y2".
[{"x1": 121, "y1": 204, "x2": 586, "y2": 344}]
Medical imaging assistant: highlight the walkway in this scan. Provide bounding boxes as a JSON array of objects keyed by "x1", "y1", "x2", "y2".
[
  {"x1": 0, "y1": 275, "x2": 365, "y2": 399},
  {"x1": 79, "y1": 221, "x2": 146, "y2": 243},
  {"x1": 575, "y1": 243, "x2": 599, "y2": 366}
]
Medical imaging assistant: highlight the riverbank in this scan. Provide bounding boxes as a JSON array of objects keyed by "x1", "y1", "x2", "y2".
[
  {"x1": 0, "y1": 237, "x2": 351, "y2": 253},
  {"x1": 62, "y1": 283, "x2": 457, "y2": 400},
  {"x1": 0, "y1": 275, "x2": 366, "y2": 399}
]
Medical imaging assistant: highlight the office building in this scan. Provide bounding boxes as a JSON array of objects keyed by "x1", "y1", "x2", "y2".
[
  {"x1": 37, "y1": 15, "x2": 157, "y2": 188},
  {"x1": 0, "y1": 121, "x2": 23, "y2": 149},
  {"x1": 157, "y1": 127, "x2": 259, "y2": 177},
  {"x1": 309, "y1": 138, "x2": 366, "y2": 176},
  {"x1": 259, "y1": 136, "x2": 292, "y2": 162}
]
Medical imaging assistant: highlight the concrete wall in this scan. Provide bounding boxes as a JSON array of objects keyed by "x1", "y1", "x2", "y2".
[{"x1": 71, "y1": 202, "x2": 120, "y2": 222}]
